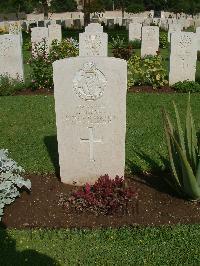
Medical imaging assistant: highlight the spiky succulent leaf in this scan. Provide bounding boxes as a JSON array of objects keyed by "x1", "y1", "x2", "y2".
[
  {"x1": 162, "y1": 95, "x2": 200, "y2": 200},
  {"x1": 171, "y1": 135, "x2": 200, "y2": 199},
  {"x1": 196, "y1": 159, "x2": 200, "y2": 186},
  {"x1": 173, "y1": 101, "x2": 186, "y2": 155},
  {"x1": 185, "y1": 94, "x2": 198, "y2": 171},
  {"x1": 162, "y1": 109, "x2": 182, "y2": 191}
]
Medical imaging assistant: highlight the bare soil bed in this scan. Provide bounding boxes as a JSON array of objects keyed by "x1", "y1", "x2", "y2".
[{"x1": 1, "y1": 174, "x2": 200, "y2": 229}]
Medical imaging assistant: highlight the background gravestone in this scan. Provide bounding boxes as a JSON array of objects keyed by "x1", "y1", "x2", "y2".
[
  {"x1": 73, "y1": 19, "x2": 81, "y2": 29},
  {"x1": 196, "y1": 27, "x2": 200, "y2": 51},
  {"x1": 107, "y1": 19, "x2": 114, "y2": 29},
  {"x1": 48, "y1": 24, "x2": 62, "y2": 46},
  {"x1": 64, "y1": 19, "x2": 73, "y2": 28},
  {"x1": 9, "y1": 21, "x2": 23, "y2": 44},
  {"x1": 85, "y1": 23, "x2": 103, "y2": 33},
  {"x1": 53, "y1": 57, "x2": 127, "y2": 185},
  {"x1": 141, "y1": 26, "x2": 159, "y2": 57},
  {"x1": 79, "y1": 24, "x2": 108, "y2": 57},
  {"x1": 169, "y1": 32, "x2": 197, "y2": 85},
  {"x1": 0, "y1": 34, "x2": 24, "y2": 81},
  {"x1": 168, "y1": 24, "x2": 182, "y2": 42},
  {"x1": 31, "y1": 27, "x2": 49, "y2": 56},
  {"x1": 129, "y1": 22, "x2": 142, "y2": 41}
]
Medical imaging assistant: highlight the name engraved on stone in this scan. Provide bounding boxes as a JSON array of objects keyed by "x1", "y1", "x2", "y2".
[
  {"x1": 66, "y1": 105, "x2": 113, "y2": 125},
  {"x1": 80, "y1": 127, "x2": 102, "y2": 162},
  {"x1": 73, "y1": 62, "x2": 107, "y2": 101}
]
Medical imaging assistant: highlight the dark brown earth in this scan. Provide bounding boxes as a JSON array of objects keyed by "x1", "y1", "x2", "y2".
[
  {"x1": 1, "y1": 173, "x2": 200, "y2": 229},
  {"x1": 14, "y1": 86, "x2": 175, "y2": 96}
]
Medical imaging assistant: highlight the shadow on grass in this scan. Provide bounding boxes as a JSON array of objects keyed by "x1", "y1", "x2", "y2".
[
  {"x1": 0, "y1": 222, "x2": 60, "y2": 266},
  {"x1": 44, "y1": 135, "x2": 60, "y2": 179},
  {"x1": 127, "y1": 148, "x2": 179, "y2": 198}
]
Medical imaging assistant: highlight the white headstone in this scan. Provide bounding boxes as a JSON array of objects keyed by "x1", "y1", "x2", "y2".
[
  {"x1": 169, "y1": 32, "x2": 197, "y2": 85},
  {"x1": 64, "y1": 19, "x2": 73, "y2": 28},
  {"x1": 31, "y1": 27, "x2": 49, "y2": 56},
  {"x1": 48, "y1": 24, "x2": 62, "y2": 46},
  {"x1": 9, "y1": 21, "x2": 21, "y2": 34},
  {"x1": 168, "y1": 24, "x2": 182, "y2": 42},
  {"x1": 85, "y1": 23, "x2": 103, "y2": 33},
  {"x1": 196, "y1": 27, "x2": 200, "y2": 34},
  {"x1": 129, "y1": 22, "x2": 142, "y2": 41},
  {"x1": 79, "y1": 24, "x2": 108, "y2": 57},
  {"x1": 196, "y1": 27, "x2": 200, "y2": 51},
  {"x1": 0, "y1": 34, "x2": 24, "y2": 81},
  {"x1": 9, "y1": 21, "x2": 23, "y2": 44},
  {"x1": 53, "y1": 57, "x2": 127, "y2": 185},
  {"x1": 143, "y1": 18, "x2": 152, "y2": 26},
  {"x1": 160, "y1": 19, "x2": 168, "y2": 31},
  {"x1": 141, "y1": 26, "x2": 159, "y2": 57}
]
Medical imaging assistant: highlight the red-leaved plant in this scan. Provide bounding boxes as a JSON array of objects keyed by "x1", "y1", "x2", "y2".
[{"x1": 61, "y1": 175, "x2": 138, "y2": 215}]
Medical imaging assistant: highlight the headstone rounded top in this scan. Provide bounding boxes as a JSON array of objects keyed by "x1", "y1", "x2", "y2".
[{"x1": 85, "y1": 23, "x2": 103, "y2": 33}]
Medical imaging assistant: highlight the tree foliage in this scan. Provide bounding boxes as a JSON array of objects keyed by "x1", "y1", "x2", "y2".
[
  {"x1": 50, "y1": 0, "x2": 77, "y2": 12},
  {"x1": 0, "y1": 0, "x2": 200, "y2": 15}
]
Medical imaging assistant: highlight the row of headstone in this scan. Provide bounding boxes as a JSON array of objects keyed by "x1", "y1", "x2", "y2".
[
  {"x1": 128, "y1": 23, "x2": 199, "y2": 85},
  {"x1": 31, "y1": 24, "x2": 62, "y2": 55},
  {"x1": 1, "y1": 15, "x2": 199, "y2": 34},
  {"x1": 129, "y1": 24, "x2": 159, "y2": 57},
  {"x1": 53, "y1": 23, "x2": 127, "y2": 185}
]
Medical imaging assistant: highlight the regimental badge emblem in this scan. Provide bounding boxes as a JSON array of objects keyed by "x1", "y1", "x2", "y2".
[
  {"x1": 85, "y1": 34, "x2": 102, "y2": 56},
  {"x1": 73, "y1": 62, "x2": 107, "y2": 101}
]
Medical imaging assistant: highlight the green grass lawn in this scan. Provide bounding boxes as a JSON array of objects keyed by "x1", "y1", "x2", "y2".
[
  {"x1": 1, "y1": 29, "x2": 200, "y2": 266},
  {"x1": 1, "y1": 225, "x2": 200, "y2": 265},
  {"x1": 0, "y1": 93, "x2": 200, "y2": 174}
]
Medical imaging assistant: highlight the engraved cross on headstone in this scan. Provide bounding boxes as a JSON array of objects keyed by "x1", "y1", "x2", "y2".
[{"x1": 80, "y1": 127, "x2": 102, "y2": 162}]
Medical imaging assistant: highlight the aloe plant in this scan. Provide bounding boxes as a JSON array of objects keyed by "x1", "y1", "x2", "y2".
[{"x1": 162, "y1": 94, "x2": 200, "y2": 200}]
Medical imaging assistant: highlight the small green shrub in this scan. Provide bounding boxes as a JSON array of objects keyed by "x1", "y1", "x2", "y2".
[
  {"x1": 23, "y1": 40, "x2": 32, "y2": 51},
  {"x1": 159, "y1": 32, "x2": 168, "y2": 49},
  {"x1": 110, "y1": 35, "x2": 125, "y2": 49},
  {"x1": 162, "y1": 95, "x2": 200, "y2": 200},
  {"x1": 112, "y1": 46, "x2": 134, "y2": 60},
  {"x1": 29, "y1": 38, "x2": 78, "y2": 90},
  {"x1": 172, "y1": 81, "x2": 200, "y2": 93},
  {"x1": 0, "y1": 149, "x2": 31, "y2": 221},
  {"x1": 129, "y1": 39, "x2": 141, "y2": 49},
  {"x1": 111, "y1": 35, "x2": 134, "y2": 60},
  {"x1": 49, "y1": 38, "x2": 79, "y2": 62},
  {"x1": 0, "y1": 75, "x2": 25, "y2": 96},
  {"x1": 128, "y1": 55, "x2": 168, "y2": 88},
  {"x1": 29, "y1": 39, "x2": 51, "y2": 90}
]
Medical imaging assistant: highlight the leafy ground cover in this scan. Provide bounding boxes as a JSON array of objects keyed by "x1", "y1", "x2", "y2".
[{"x1": 1, "y1": 225, "x2": 200, "y2": 265}]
